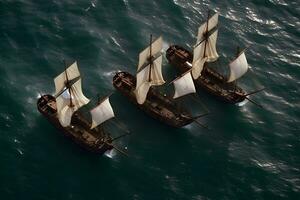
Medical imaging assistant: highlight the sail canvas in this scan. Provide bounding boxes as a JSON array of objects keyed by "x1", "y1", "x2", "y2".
[
  {"x1": 90, "y1": 98, "x2": 115, "y2": 129},
  {"x1": 228, "y1": 52, "x2": 249, "y2": 82},
  {"x1": 173, "y1": 72, "x2": 196, "y2": 99}
]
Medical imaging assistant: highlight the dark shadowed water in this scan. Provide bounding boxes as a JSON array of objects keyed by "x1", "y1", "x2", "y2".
[{"x1": 0, "y1": 0, "x2": 299, "y2": 199}]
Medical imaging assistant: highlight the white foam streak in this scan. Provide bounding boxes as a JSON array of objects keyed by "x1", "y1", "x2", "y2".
[
  {"x1": 17, "y1": 148, "x2": 24, "y2": 155},
  {"x1": 104, "y1": 149, "x2": 116, "y2": 159},
  {"x1": 251, "y1": 159, "x2": 280, "y2": 174},
  {"x1": 264, "y1": 91, "x2": 293, "y2": 108},
  {"x1": 237, "y1": 99, "x2": 248, "y2": 107}
]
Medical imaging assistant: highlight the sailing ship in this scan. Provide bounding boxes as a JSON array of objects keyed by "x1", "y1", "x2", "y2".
[
  {"x1": 37, "y1": 61, "x2": 126, "y2": 155},
  {"x1": 113, "y1": 35, "x2": 206, "y2": 128},
  {"x1": 166, "y1": 12, "x2": 262, "y2": 104}
]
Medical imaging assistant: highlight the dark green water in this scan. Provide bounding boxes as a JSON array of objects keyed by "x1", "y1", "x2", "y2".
[{"x1": 0, "y1": 0, "x2": 299, "y2": 199}]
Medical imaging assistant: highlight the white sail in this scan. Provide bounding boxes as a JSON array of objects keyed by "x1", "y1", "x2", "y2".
[
  {"x1": 138, "y1": 36, "x2": 163, "y2": 70},
  {"x1": 193, "y1": 40, "x2": 205, "y2": 64},
  {"x1": 192, "y1": 41, "x2": 207, "y2": 79},
  {"x1": 194, "y1": 13, "x2": 219, "y2": 63},
  {"x1": 195, "y1": 29, "x2": 219, "y2": 63},
  {"x1": 135, "y1": 65, "x2": 151, "y2": 105},
  {"x1": 135, "y1": 55, "x2": 165, "y2": 104},
  {"x1": 191, "y1": 28, "x2": 218, "y2": 80},
  {"x1": 197, "y1": 13, "x2": 219, "y2": 43},
  {"x1": 58, "y1": 104, "x2": 74, "y2": 127},
  {"x1": 173, "y1": 72, "x2": 196, "y2": 99},
  {"x1": 227, "y1": 52, "x2": 249, "y2": 82},
  {"x1": 192, "y1": 57, "x2": 208, "y2": 79},
  {"x1": 54, "y1": 62, "x2": 90, "y2": 127},
  {"x1": 205, "y1": 30, "x2": 219, "y2": 62},
  {"x1": 54, "y1": 62, "x2": 80, "y2": 95},
  {"x1": 90, "y1": 98, "x2": 115, "y2": 129},
  {"x1": 149, "y1": 55, "x2": 165, "y2": 86}
]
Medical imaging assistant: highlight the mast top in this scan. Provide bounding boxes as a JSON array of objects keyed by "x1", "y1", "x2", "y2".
[{"x1": 137, "y1": 35, "x2": 163, "y2": 72}]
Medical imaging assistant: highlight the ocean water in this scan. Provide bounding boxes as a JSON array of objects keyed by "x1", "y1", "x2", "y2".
[{"x1": 0, "y1": 0, "x2": 299, "y2": 199}]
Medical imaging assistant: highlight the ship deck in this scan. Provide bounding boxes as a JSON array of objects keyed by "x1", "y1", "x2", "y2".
[
  {"x1": 166, "y1": 45, "x2": 246, "y2": 103},
  {"x1": 37, "y1": 95, "x2": 113, "y2": 154},
  {"x1": 113, "y1": 71, "x2": 194, "y2": 128}
]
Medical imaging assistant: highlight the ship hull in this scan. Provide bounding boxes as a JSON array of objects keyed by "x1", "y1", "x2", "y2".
[
  {"x1": 37, "y1": 95, "x2": 113, "y2": 154},
  {"x1": 113, "y1": 71, "x2": 194, "y2": 128},
  {"x1": 166, "y1": 45, "x2": 246, "y2": 104}
]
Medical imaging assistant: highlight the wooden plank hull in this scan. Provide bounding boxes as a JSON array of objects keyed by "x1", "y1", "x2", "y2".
[
  {"x1": 113, "y1": 72, "x2": 194, "y2": 128},
  {"x1": 166, "y1": 45, "x2": 246, "y2": 104},
  {"x1": 37, "y1": 95, "x2": 113, "y2": 154}
]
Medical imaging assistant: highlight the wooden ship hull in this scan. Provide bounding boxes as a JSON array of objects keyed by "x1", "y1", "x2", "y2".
[
  {"x1": 37, "y1": 95, "x2": 113, "y2": 154},
  {"x1": 113, "y1": 71, "x2": 194, "y2": 128},
  {"x1": 166, "y1": 45, "x2": 246, "y2": 104}
]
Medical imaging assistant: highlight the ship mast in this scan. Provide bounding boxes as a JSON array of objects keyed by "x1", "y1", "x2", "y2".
[
  {"x1": 148, "y1": 34, "x2": 153, "y2": 82},
  {"x1": 236, "y1": 46, "x2": 240, "y2": 57},
  {"x1": 202, "y1": 11, "x2": 210, "y2": 60},
  {"x1": 135, "y1": 36, "x2": 165, "y2": 104},
  {"x1": 54, "y1": 61, "x2": 90, "y2": 127},
  {"x1": 64, "y1": 60, "x2": 73, "y2": 108}
]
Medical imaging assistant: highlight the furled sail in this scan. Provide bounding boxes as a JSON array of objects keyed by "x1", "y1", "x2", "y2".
[
  {"x1": 195, "y1": 13, "x2": 219, "y2": 63},
  {"x1": 227, "y1": 52, "x2": 249, "y2": 82},
  {"x1": 54, "y1": 62, "x2": 90, "y2": 127},
  {"x1": 138, "y1": 36, "x2": 163, "y2": 70},
  {"x1": 90, "y1": 98, "x2": 115, "y2": 129},
  {"x1": 135, "y1": 55, "x2": 165, "y2": 104},
  {"x1": 173, "y1": 72, "x2": 196, "y2": 99}
]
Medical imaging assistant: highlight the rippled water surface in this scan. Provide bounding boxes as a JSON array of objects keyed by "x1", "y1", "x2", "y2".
[{"x1": 0, "y1": 0, "x2": 299, "y2": 199}]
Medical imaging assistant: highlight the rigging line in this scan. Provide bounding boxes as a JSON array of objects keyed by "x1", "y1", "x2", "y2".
[
  {"x1": 180, "y1": 113, "x2": 210, "y2": 130},
  {"x1": 193, "y1": 26, "x2": 218, "y2": 49},
  {"x1": 192, "y1": 112, "x2": 210, "y2": 120},
  {"x1": 136, "y1": 53, "x2": 162, "y2": 74},
  {"x1": 55, "y1": 76, "x2": 81, "y2": 98},
  {"x1": 54, "y1": 76, "x2": 80, "y2": 101},
  {"x1": 245, "y1": 96, "x2": 264, "y2": 109},
  {"x1": 228, "y1": 47, "x2": 248, "y2": 64},
  {"x1": 193, "y1": 120, "x2": 210, "y2": 130},
  {"x1": 111, "y1": 131, "x2": 131, "y2": 142},
  {"x1": 111, "y1": 144, "x2": 129, "y2": 157},
  {"x1": 244, "y1": 87, "x2": 265, "y2": 97},
  {"x1": 96, "y1": 92, "x2": 114, "y2": 106},
  {"x1": 63, "y1": 60, "x2": 74, "y2": 107},
  {"x1": 229, "y1": 44, "x2": 252, "y2": 65},
  {"x1": 101, "y1": 138, "x2": 128, "y2": 157},
  {"x1": 168, "y1": 68, "x2": 193, "y2": 86}
]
